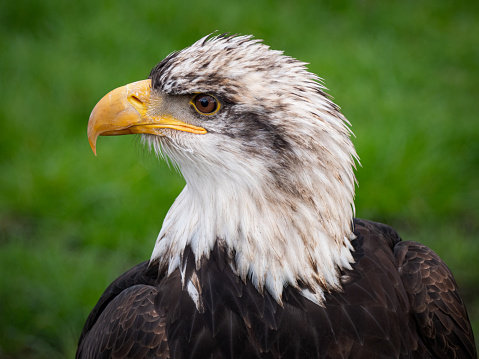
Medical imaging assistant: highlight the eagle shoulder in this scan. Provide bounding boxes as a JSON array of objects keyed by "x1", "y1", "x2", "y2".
[
  {"x1": 76, "y1": 261, "x2": 169, "y2": 359},
  {"x1": 394, "y1": 239, "x2": 477, "y2": 358}
]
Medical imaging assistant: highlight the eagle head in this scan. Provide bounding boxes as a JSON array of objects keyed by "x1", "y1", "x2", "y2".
[{"x1": 88, "y1": 35, "x2": 358, "y2": 305}]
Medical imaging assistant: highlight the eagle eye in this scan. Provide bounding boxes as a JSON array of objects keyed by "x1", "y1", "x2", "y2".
[{"x1": 191, "y1": 94, "x2": 220, "y2": 115}]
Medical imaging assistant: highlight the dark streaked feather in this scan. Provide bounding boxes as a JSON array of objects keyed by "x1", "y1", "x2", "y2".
[
  {"x1": 76, "y1": 219, "x2": 476, "y2": 358},
  {"x1": 395, "y1": 240, "x2": 477, "y2": 358}
]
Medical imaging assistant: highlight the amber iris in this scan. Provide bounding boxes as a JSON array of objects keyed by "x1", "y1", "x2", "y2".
[{"x1": 193, "y1": 94, "x2": 219, "y2": 114}]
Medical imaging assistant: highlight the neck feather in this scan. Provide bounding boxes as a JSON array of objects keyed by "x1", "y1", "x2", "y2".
[
  {"x1": 147, "y1": 82, "x2": 358, "y2": 305},
  {"x1": 150, "y1": 149, "x2": 356, "y2": 305}
]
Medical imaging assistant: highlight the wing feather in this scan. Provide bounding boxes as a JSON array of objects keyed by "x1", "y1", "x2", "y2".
[{"x1": 395, "y1": 240, "x2": 477, "y2": 358}]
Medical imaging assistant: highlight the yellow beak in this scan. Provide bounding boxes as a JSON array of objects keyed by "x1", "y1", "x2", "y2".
[{"x1": 87, "y1": 79, "x2": 207, "y2": 155}]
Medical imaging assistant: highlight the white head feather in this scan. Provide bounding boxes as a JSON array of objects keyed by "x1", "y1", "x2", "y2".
[{"x1": 146, "y1": 35, "x2": 359, "y2": 305}]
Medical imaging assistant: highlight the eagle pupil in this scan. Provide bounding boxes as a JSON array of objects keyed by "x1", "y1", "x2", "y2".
[
  {"x1": 194, "y1": 94, "x2": 217, "y2": 114},
  {"x1": 199, "y1": 98, "x2": 209, "y2": 107}
]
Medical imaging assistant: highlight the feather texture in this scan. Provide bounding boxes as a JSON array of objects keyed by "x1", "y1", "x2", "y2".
[
  {"x1": 146, "y1": 35, "x2": 358, "y2": 304},
  {"x1": 77, "y1": 219, "x2": 476, "y2": 358}
]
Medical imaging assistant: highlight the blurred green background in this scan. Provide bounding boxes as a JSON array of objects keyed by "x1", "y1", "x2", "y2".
[{"x1": 1, "y1": 0, "x2": 478, "y2": 357}]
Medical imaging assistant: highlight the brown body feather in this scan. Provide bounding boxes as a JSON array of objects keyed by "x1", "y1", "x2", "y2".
[{"x1": 76, "y1": 219, "x2": 476, "y2": 358}]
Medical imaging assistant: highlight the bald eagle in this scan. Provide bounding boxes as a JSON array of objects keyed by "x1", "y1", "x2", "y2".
[{"x1": 77, "y1": 35, "x2": 476, "y2": 358}]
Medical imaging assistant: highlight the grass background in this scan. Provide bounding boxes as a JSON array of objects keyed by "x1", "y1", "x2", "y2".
[{"x1": 1, "y1": 0, "x2": 478, "y2": 357}]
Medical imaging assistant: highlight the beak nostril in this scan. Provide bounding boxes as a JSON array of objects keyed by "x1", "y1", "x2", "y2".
[
  {"x1": 127, "y1": 93, "x2": 149, "y2": 117},
  {"x1": 128, "y1": 94, "x2": 143, "y2": 107}
]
